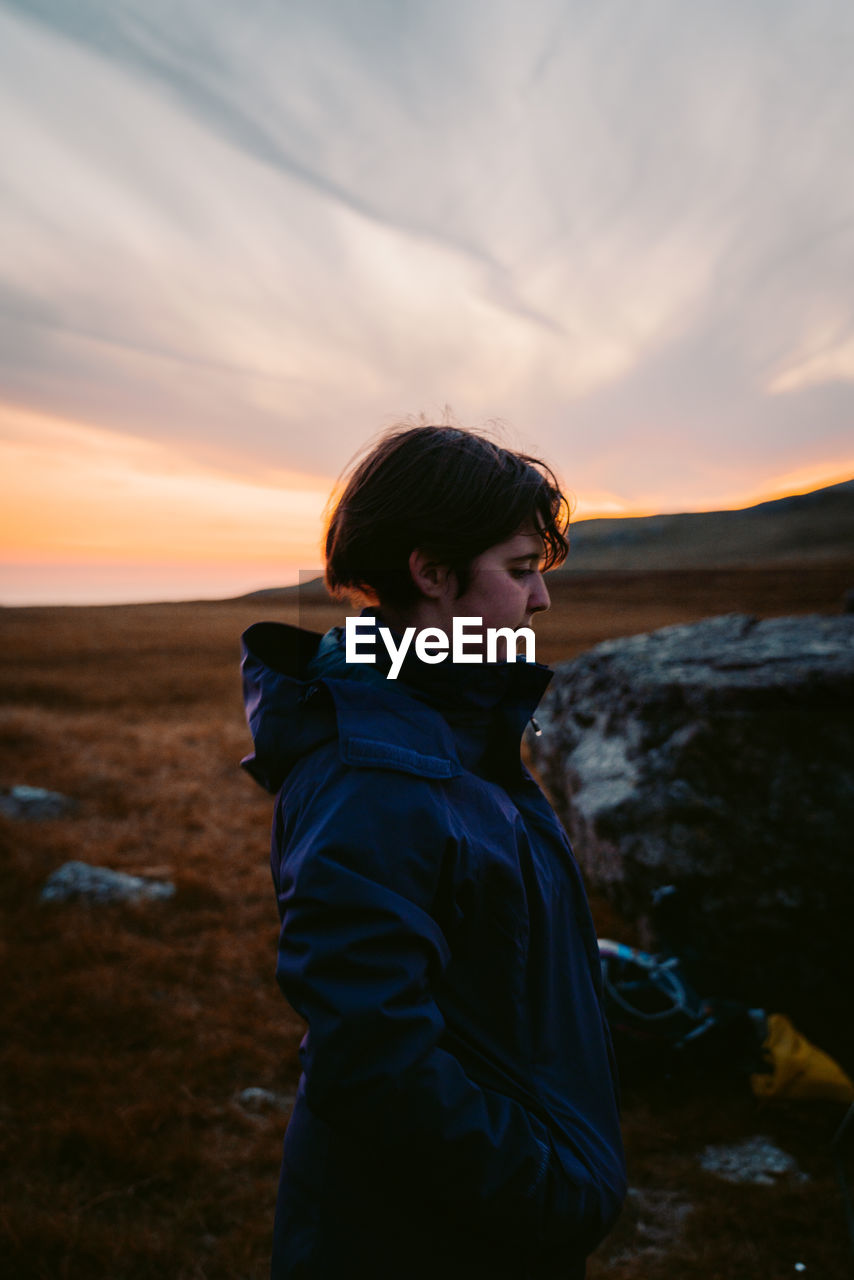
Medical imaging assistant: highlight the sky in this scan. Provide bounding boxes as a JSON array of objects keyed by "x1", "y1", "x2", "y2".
[{"x1": 1, "y1": 0, "x2": 853, "y2": 605}]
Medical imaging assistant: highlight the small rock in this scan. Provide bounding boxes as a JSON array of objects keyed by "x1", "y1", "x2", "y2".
[
  {"x1": 699, "y1": 1135, "x2": 806, "y2": 1186},
  {"x1": 594, "y1": 1186, "x2": 693, "y2": 1265},
  {"x1": 0, "y1": 785, "x2": 74, "y2": 820},
  {"x1": 237, "y1": 1087, "x2": 295, "y2": 1114},
  {"x1": 40, "y1": 861, "x2": 175, "y2": 905}
]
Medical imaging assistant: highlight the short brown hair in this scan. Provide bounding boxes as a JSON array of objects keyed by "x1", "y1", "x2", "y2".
[{"x1": 324, "y1": 424, "x2": 570, "y2": 606}]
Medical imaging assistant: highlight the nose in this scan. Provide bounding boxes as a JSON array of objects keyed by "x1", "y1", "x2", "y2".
[{"x1": 529, "y1": 572, "x2": 550, "y2": 614}]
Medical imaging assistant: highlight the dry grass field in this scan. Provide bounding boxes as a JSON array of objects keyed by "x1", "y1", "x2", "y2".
[{"x1": 1, "y1": 562, "x2": 853, "y2": 1278}]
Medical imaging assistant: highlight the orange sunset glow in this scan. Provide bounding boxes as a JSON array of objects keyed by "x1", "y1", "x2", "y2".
[
  {"x1": 0, "y1": 406, "x2": 332, "y2": 603},
  {"x1": 2, "y1": 400, "x2": 851, "y2": 606}
]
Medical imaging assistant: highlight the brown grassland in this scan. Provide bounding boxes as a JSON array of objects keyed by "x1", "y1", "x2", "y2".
[{"x1": 1, "y1": 563, "x2": 853, "y2": 1279}]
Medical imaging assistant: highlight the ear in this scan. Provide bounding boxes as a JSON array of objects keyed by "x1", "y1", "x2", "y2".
[{"x1": 408, "y1": 548, "x2": 455, "y2": 600}]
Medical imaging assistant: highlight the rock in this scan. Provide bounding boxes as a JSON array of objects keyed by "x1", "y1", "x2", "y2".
[
  {"x1": 236, "y1": 1087, "x2": 295, "y2": 1114},
  {"x1": 528, "y1": 613, "x2": 854, "y2": 1047},
  {"x1": 594, "y1": 1186, "x2": 693, "y2": 1265},
  {"x1": 40, "y1": 861, "x2": 175, "y2": 904},
  {"x1": 0, "y1": 785, "x2": 74, "y2": 820},
  {"x1": 699, "y1": 1136, "x2": 806, "y2": 1186}
]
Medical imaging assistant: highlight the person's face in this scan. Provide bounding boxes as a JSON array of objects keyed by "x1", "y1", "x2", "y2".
[{"x1": 446, "y1": 525, "x2": 551, "y2": 633}]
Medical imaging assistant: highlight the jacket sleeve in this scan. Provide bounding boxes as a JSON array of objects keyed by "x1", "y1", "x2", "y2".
[{"x1": 272, "y1": 755, "x2": 613, "y2": 1255}]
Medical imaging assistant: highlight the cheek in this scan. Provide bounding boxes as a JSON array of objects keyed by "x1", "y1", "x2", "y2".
[
  {"x1": 484, "y1": 582, "x2": 530, "y2": 625},
  {"x1": 460, "y1": 572, "x2": 527, "y2": 625}
]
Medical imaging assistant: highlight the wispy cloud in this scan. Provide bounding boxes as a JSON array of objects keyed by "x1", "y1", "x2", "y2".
[{"x1": 1, "y1": 0, "x2": 853, "y2": 600}]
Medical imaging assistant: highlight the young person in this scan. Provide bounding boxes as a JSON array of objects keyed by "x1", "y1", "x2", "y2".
[{"x1": 241, "y1": 425, "x2": 625, "y2": 1279}]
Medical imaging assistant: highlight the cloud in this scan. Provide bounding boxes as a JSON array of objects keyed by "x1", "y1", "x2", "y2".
[
  {"x1": 768, "y1": 335, "x2": 854, "y2": 394},
  {"x1": 0, "y1": 0, "x2": 853, "y2": 535}
]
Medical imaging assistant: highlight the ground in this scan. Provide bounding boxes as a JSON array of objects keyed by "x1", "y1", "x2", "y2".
[{"x1": 1, "y1": 564, "x2": 852, "y2": 1278}]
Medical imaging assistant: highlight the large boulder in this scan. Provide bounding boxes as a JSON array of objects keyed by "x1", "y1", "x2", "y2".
[{"x1": 528, "y1": 613, "x2": 854, "y2": 1056}]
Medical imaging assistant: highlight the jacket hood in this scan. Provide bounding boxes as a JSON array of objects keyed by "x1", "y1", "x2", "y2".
[
  {"x1": 241, "y1": 622, "x2": 330, "y2": 793},
  {"x1": 241, "y1": 620, "x2": 552, "y2": 794}
]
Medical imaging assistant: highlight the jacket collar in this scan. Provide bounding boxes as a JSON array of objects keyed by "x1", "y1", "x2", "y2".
[{"x1": 241, "y1": 620, "x2": 551, "y2": 791}]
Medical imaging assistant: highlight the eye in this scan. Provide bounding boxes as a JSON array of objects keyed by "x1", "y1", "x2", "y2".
[{"x1": 509, "y1": 567, "x2": 536, "y2": 580}]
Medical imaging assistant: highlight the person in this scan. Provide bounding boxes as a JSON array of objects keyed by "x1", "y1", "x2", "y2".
[{"x1": 241, "y1": 424, "x2": 626, "y2": 1279}]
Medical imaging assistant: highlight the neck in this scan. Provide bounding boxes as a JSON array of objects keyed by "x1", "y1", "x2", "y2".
[{"x1": 375, "y1": 598, "x2": 448, "y2": 636}]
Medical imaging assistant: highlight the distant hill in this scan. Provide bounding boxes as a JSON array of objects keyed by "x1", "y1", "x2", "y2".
[
  {"x1": 238, "y1": 478, "x2": 854, "y2": 600},
  {"x1": 560, "y1": 477, "x2": 854, "y2": 571},
  {"x1": 240, "y1": 579, "x2": 332, "y2": 604}
]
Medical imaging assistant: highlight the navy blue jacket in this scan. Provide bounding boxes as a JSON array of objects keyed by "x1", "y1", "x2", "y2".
[{"x1": 242, "y1": 621, "x2": 625, "y2": 1279}]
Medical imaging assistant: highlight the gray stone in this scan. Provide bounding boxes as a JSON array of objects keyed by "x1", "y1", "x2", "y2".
[
  {"x1": 237, "y1": 1087, "x2": 295, "y2": 1114},
  {"x1": 699, "y1": 1136, "x2": 806, "y2": 1186},
  {"x1": 0, "y1": 785, "x2": 74, "y2": 820},
  {"x1": 40, "y1": 860, "x2": 175, "y2": 904},
  {"x1": 527, "y1": 613, "x2": 854, "y2": 1046},
  {"x1": 595, "y1": 1186, "x2": 693, "y2": 1265}
]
